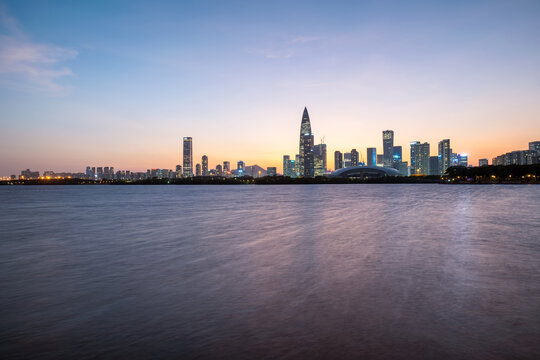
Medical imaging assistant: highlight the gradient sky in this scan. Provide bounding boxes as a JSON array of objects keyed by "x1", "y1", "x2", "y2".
[{"x1": 1, "y1": 0, "x2": 539, "y2": 175}]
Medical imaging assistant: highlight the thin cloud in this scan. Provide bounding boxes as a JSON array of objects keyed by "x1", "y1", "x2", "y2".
[
  {"x1": 246, "y1": 47, "x2": 294, "y2": 59},
  {"x1": 290, "y1": 35, "x2": 323, "y2": 43},
  {"x1": 0, "y1": 5, "x2": 77, "y2": 92}
]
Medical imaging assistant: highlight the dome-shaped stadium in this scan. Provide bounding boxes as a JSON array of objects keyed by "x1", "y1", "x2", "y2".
[{"x1": 331, "y1": 165, "x2": 400, "y2": 178}]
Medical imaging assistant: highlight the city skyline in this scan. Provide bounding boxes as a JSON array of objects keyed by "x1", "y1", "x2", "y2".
[{"x1": 1, "y1": 1, "x2": 540, "y2": 176}]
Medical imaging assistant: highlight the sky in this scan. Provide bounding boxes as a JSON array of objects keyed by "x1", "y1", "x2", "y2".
[{"x1": 1, "y1": 0, "x2": 539, "y2": 175}]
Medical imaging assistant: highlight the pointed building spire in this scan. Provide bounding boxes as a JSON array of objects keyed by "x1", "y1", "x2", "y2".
[{"x1": 299, "y1": 107, "x2": 314, "y2": 177}]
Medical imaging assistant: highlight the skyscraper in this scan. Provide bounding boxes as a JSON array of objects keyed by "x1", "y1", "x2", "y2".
[
  {"x1": 299, "y1": 107, "x2": 314, "y2": 177},
  {"x1": 202, "y1": 155, "x2": 208, "y2": 176},
  {"x1": 183, "y1": 137, "x2": 193, "y2": 177},
  {"x1": 334, "y1": 151, "x2": 343, "y2": 170},
  {"x1": 313, "y1": 143, "x2": 327, "y2": 176},
  {"x1": 458, "y1": 153, "x2": 468, "y2": 167},
  {"x1": 237, "y1": 161, "x2": 245, "y2": 175},
  {"x1": 195, "y1": 163, "x2": 201, "y2": 176},
  {"x1": 344, "y1": 152, "x2": 352, "y2": 168},
  {"x1": 351, "y1": 149, "x2": 359, "y2": 167},
  {"x1": 438, "y1": 139, "x2": 451, "y2": 175},
  {"x1": 366, "y1": 148, "x2": 376, "y2": 166},
  {"x1": 223, "y1": 161, "x2": 230, "y2": 176},
  {"x1": 429, "y1": 156, "x2": 439, "y2": 175},
  {"x1": 283, "y1": 155, "x2": 290, "y2": 176},
  {"x1": 410, "y1": 141, "x2": 430, "y2": 175},
  {"x1": 392, "y1": 146, "x2": 402, "y2": 168},
  {"x1": 383, "y1": 130, "x2": 394, "y2": 166}
]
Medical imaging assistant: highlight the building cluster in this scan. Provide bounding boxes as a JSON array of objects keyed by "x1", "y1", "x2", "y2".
[
  {"x1": 180, "y1": 137, "x2": 274, "y2": 179},
  {"x1": 332, "y1": 134, "x2": 468, "y2": 177},
  {"x1": 491, "y1": 141, "x2": 540, "y2": 166},
  {"x1": 11, "y1": 109, "x2": 540, "y2": 181}
]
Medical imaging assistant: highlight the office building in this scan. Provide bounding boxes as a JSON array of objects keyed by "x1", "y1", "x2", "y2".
[
  {"x1": 366, "y1": 148, "x2": 376, "y2": 166},
  {"x1": 383, "y1": 130, "x2": 394, "y2": 166},
  {"x1": 267, "y1": 167, "x2": 277, "y2": 176},
  {"x1": 392, "y1": 146, "x2": 402, "y2": 168},
  {"x1": 479, "y1": 159, "x2": 489, "y2": 167},
  {"x1": 351, "y1": 149, "x2": 359, "y2": 167},
  {"x1": 429, "y1": 156, "x2": 439, "y2": 175},
  {"x1": 458, "y1": 153, "x2": 468, "y2": 167},
  {"x1": 216, "y1": 164, "x2": 223, "y2": 176},
  {"x1": 410, "y1": 141, "x2": 430, "y2": 175},
  {"x1": 183, "y1": 137, "x2": 193, "y2": 177},
  {"x1": 283, "y1": 155, "x2": 296, "y2": 177},
  {"x1": 20, "y1": 169, "x2": 39, "y2": 179},
  {"x1": 202, "y1": 155, "x2": 208, "y2": 176},
  {"x1": 223, "y1": 161, "x2": 231, "y2": 176},
  {"x1": 237, "y1": 160, "x2": 245, "y2": 176},
  {"x1": 344, "y1": 152, "x2": 352, "y2": 168},
  {"x1": 313, "y1": 143, "x2": 327, "y2": 175},
  {"x1": 376, "y1": 154, "x2": 384, "y2": 165},
  {"x1": 438, "y1": 139, "x2": 451, "y2": 175},
  {"x1": 298, "y1": 107, "x2": 315, "y2": 177},
  {"x1": 195, "y1": 164, "x2": 201, "y2": 176},
  {"x1": 334, "y1": 151, "x2": 343, "y2": 170},
  {"x1": 397, "y1": 162, "x2": 409, "y2": 176}
]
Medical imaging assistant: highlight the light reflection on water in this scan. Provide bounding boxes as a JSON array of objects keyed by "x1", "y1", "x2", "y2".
[{"x1": 0, "y1": 184, "x2": 539, "y2": 359}]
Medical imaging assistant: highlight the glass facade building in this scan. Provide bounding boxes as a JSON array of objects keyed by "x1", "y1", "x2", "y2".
[
  {"x1": 183, "y1": 137, "x2": 193, "y2": 177},
  {"x1": 383, "y1": 130, "x2": 394, "y2": 166},
  {"x1": 298, "y1": 107, "x2": 314, "y2": 177}
]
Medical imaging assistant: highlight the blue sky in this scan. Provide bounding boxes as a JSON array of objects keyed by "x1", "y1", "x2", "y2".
[{"x1": 1, "y1": 0, "x2": 539, "y2": 175}]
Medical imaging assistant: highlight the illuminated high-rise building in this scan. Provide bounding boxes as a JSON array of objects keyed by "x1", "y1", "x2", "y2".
[
  {"x1": 195, "y1": 164, "x2": 201, "y2": 176},
  {"x1": 216, "y1": 164, "x2": 223, "y2": 176},
  {"x1": 344, "y1": 152, "x2": 352, "y2": 168},
  {"x1": 295, "y1": 154, "x2": 301, "y2": 176},
  {"x1": 383, "y1": 130, "x2": 394, "y2": 166},
  {"x1": 283, "y1": 156, "x2": 296, "y2": 177},
  {"x1": 410, "y1": 141, "x2": 430, "y2": 175},
  {"x1": 183, "y1": 137, "x2": 193, "y2": 177},
  {"x1": 366, "y1": 148, "x2": 376, "y2": 166},
  {"x1": 313, "y1": 143, "x2": 327, "y2": 176},
  {"x1": 334, "y1": 151, "x2": 343, "y2": 170},
  {"x1": 237, "y1": 161, "x2": 245, "y2": 176},
  {"x1": 299, "y1": 107, "x2": 314, "y2": 177},
  {"x1": 392, "y1": 146, "x2": 402, "y2": 168},
  {"x1": 438, "y1": 139, "x2": 451, "y2": 175},
  {"x1": 223, "y1": 161, "x2": 231, "y2": 175},
  {"x1": 202, "y1": 155, "x2": 208, "y2": 176},
  {"x1": 351, "y1": 149, "x2": 359, "y2": 167},
  {"x1": 458, "y1": 153, "x2": 468, "y2": 167}
]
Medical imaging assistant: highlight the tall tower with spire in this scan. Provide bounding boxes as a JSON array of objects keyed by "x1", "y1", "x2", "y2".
[{"x1": 299, "y1": 107, "x2": 314, "y2": 177}]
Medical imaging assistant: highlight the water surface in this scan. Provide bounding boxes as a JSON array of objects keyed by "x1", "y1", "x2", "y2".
[{"x1": 1, "y1": 184, "x2": 539, "y2": 359}]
